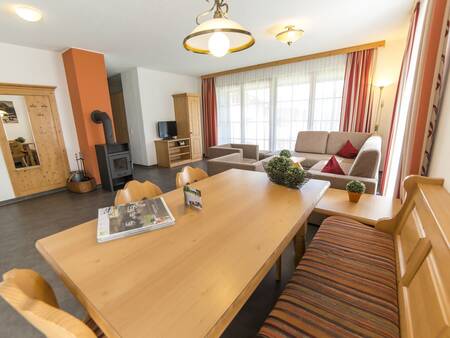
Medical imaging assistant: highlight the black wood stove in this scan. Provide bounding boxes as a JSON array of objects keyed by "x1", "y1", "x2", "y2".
[{"x1": 91, "y1": 110, "x2": 133, "y2": 191}]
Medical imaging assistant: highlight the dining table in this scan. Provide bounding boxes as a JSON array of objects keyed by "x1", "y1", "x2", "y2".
[{"x1": 36, "y1": 169, "x2": 329, "y2": 338}]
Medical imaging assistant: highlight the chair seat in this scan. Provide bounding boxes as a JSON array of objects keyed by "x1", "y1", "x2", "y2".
[
  {"x1": 258, "y1": 216, "x2": 399, "y2": 338},
  {"x1": 85, "y1": 317, "x2": 107, "y2": 338}
]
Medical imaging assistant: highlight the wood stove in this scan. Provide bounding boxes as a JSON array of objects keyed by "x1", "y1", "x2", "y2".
[{"x1": 92, "y1": 110, "x2": 133, "y2": 191}]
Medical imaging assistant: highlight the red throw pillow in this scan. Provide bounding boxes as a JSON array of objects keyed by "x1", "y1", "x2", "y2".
[
  {"x1": 337, "y1": 140, "x2": 359, "y2": 159},
  {"x1": 321, "y1": 156, "x2": 345, "y2": 175}
]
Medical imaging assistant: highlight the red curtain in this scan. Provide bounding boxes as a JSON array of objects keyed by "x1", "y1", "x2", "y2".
[
  {"x1": 340, "y1": 49, "x2": 376, "y2": 132},
  {"x1": 201, "y1": 78, "x2": 218, "y2": 149},
  {"x1": 380, "y1": 2, "x2": 420, "y2": 194}
]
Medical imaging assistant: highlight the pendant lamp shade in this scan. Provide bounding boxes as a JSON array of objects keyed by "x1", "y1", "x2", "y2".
[{"x1": 183, "y1": 1, "x2": 254, "y2": 57}]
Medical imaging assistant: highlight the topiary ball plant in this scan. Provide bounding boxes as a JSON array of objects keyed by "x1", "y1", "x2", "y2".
[
  {"x1": 284, "y1": 166, "x2": 306, "y2": 188},
  {"x1": 266, "y1": 156, "x2": 306, "y2": 188},
  {"x1": 266, "y1": 156, "x2": 293, "y2": 185},
  {"x1": 279, "y1": 149, "x2": 291, "y2": 158},
  {"x1": 346, "y1": 180, "x2": 366, "y2": 193}
]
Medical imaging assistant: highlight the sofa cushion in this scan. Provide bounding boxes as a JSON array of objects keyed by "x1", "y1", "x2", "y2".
[
  {"x1": 258, "y1": 216, "x2": 399, "y2": 338},
  {"x1": 295, "y1": 131, "x2": 329, "y2": 154},
  {"x1": 321, "y1": 156, "x2": 345, "y2": 175},
  {"x1": 337, "y1": 140, "x2": 359, "y2": 159},
  {"x1": 326, "y1": 132, "x2": 371, "y2": 155},
  {"x1": 310, "y1": 159, "x2": 352, "y2": 175}
]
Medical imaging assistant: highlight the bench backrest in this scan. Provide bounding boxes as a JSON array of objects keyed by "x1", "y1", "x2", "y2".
[{"x1": 377, "y1": 176, "x2": 450, "y2": 338}]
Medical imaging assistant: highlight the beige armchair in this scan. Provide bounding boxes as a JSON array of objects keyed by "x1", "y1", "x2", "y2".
[{"x1": 207, "y1": 143, "x2": 259, "y2": 160}]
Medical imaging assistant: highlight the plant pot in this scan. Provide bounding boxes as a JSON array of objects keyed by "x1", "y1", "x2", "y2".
[
  {"x1": 347, "y1": 191, "x2": 362, "y2": 203},
  {"x1": 67, "y1": 177, "x2": 97, "y2": 193}
]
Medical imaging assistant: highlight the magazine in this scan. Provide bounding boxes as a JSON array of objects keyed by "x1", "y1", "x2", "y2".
[{"x1": 97, "y1": 197, "x2": 175, "y2": 243}]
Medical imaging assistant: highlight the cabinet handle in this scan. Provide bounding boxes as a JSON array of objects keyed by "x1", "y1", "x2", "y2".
[{"x1": 41, "y1": 105, "x2": 48, "y2": 108}]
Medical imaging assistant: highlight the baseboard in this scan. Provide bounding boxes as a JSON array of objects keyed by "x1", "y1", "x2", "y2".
[{"x1": 0, "y1": 185, "x2": 102, "y2": 207}]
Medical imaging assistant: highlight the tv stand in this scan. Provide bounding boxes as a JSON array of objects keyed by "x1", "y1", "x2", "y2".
[{"x1": 154, "y1": 137, "x2": 195, "y2": 168}]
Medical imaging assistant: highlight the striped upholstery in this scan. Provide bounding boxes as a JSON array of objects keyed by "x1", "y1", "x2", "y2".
[
  {"x1": 258, "y1": 216, "x2": 399, "y2": 338},
  {"x1": 85, "y1": 317, "x2": 106, "y2": 337}
]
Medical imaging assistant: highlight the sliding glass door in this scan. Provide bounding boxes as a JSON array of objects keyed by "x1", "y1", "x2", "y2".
[{"x1": 216, "y1": 55, "x2": 346, "y2": 151}]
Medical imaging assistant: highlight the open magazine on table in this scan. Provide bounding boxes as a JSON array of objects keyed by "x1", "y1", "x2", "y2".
[{"x1": 97, "y1": 197, "x2": 175, "y2": 243}]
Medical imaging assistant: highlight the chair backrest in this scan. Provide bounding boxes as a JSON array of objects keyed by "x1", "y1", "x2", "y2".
[
  {"x1": 376, "y1": 176, "x2": 450, "y2": 338},
  {"x1": 176, "y1": 166, "x2": 208, "y2": 188},
  {"x1": 114, "y1": 180, "x2": 163, "y2": 206},
  {"x1": 0, "y1": 269, "x2": 96, "y2": 338}
]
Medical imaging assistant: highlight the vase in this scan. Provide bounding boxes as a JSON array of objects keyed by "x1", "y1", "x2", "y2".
[{"x1": 347, "y1": 191, "x2": 362, "y2": 203}]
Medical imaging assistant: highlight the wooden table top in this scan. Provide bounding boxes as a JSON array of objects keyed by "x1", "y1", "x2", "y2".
[
  {"x1": 314, "y1": 188, "x2": 401, "y2": 226},
  {"x1": 36, "y1": 169, "x2": 329, "y2": 338}
]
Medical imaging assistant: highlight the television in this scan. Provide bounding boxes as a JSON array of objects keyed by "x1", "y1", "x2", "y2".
[{"x1": 158, "y1": 121, "x2": 177, "y2": 139}]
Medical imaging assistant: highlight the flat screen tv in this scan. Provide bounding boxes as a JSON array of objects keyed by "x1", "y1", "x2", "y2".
[{"x1": 158, "y1": 121, "x2": 177, "y2": 139}]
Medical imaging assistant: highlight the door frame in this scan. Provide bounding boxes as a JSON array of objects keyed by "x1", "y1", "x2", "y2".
[{"x1": 0, "y1": 83, "x2": 70, "y2": 197}]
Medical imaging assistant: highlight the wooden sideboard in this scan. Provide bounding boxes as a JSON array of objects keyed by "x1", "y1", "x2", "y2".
[{"x1": 154, "y1": 138, "x2": 195, "y2": 168}]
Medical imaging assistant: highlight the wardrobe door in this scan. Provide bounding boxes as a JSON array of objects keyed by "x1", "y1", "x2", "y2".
[
  {"x1": 0, "y1": 91, "x2": 69, "y2": 197},
  {"x1": 188, "y1": 95, "x2": 203, "y2": 160}
]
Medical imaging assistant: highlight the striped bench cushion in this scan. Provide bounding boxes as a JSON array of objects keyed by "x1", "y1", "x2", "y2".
[{"x1": 258, "y1": 216, "x2": 399, "y2": 338}]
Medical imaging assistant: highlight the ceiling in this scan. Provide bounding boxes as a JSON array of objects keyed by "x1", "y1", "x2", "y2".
[{"x1": 0, "y1": 0, "x2": 412, "y2": 77}]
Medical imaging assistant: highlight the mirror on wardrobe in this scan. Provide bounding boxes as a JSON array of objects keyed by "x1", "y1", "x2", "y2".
[{"x1": 0, "y1": 95, "x2": 40, "y2": 169}]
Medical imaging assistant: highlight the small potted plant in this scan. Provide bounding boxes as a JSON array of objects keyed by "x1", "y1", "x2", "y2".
[{"x1": 346, "y1": 180, "x2": 366, "y2": 203}]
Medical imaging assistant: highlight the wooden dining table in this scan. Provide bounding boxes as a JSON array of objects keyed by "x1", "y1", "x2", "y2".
[{"x1": 36, "y1": 169, "x2": 329, "y2": 338}]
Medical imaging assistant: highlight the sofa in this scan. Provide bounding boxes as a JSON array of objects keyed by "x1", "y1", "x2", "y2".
[
  {"x1": 292, "y1": 131, "x2": 381, "y2": 194},
  {"x1": 258, "y1": 175, "x2": 450, "y2": 337},
  {"x1": 207, "y1": 131, "x2": 381, "y2": 193},
  {"x1": 206, "y1": 144, "x2": 262, "y2": 176},
  {"x1": 206, "y1": 143, "x2": 259, "y2": 161}
]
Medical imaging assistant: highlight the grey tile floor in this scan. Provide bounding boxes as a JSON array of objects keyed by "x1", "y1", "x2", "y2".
[{"x1": 0, "y1": 161, "x2": 316, "y2": 337}]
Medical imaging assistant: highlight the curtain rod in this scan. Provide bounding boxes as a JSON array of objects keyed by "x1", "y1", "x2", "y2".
[{"x1": 201, "y1": 40, "x2": 385, "y2": 79}]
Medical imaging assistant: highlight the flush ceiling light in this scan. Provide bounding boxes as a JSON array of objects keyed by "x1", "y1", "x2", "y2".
[
  {"x1": 276, "y1": 25, "x2": 304, "y2": 46},
  {"x1": 184, "y1": 0, "x2": 254, "y2": 57},
  {"x1": 15, "y1": 5, "x2": 42, "y2": 22}
]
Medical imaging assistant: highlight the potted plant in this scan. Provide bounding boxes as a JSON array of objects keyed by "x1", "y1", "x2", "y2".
[{"x1": 346, "y1": 180, "x2": 366, "y2": 203}]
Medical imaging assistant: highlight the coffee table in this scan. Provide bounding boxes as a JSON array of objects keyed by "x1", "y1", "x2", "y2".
[{"x1": 257, "y1": 155, "x2": 306, "y2": 172}]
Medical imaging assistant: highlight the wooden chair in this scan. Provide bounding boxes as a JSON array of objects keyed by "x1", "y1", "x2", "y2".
[
  {"x1": 0, "y1": 269, "x2": 104, "y2": 338},
  {"x1": 114, "y1": 180, "x2": 163, "y2": 206},
  {"x1": 175, "y1": 166, "x2": 208, "y2": 188}
]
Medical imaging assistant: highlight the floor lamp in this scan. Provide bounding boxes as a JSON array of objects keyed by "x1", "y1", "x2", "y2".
[{"x1": 373, "y1": 81, "x2": 392, "y2": 133}]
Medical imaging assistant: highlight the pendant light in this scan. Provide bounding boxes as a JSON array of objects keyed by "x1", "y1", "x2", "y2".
[{"x1": 184, "y1": 0, "x2": 255, "y2": 57}]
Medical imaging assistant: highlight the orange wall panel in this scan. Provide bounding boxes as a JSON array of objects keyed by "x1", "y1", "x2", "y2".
[{"x1": 62, "y1": 48, "x2": 114, "y2": 183}]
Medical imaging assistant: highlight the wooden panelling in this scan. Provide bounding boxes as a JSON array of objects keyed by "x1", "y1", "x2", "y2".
[
  {"x1": 376, "y1": 176, "x2": 450, "y2": 338},
  {"x1": 0, "y1": 84, "x2": 70, "y2": 197}
]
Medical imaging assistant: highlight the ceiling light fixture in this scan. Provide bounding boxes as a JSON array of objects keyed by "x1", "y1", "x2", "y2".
[
  {"x1": 184, "y1": 0, "x2": 254, "y2": 57},
  {"x1": 14, "y1": 5, "x2": 42, "y2": 22},
  {"x1": 276, "y1": 25, "x2": 304, "y2": 46}
]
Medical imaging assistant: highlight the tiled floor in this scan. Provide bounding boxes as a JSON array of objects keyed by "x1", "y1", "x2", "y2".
[{"x1": 0, "y1": 161, "x2": 316, "y2": 337}]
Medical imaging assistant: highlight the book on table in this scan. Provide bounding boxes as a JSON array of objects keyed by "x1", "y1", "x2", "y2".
[{"x1": 97, "y1": 197, "x2": 175, "y2": 243}]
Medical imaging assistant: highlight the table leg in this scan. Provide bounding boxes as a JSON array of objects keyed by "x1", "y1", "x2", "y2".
[
  {"x1": 294, "y1": 222, "x2": 307, "y2": 266},
  {"x1": 275, "y1": 256, "x2": 282, "y2": 282}
]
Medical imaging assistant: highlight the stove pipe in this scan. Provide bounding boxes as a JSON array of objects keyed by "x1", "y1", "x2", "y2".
[{"x1": 91, "y1": 110, "x2": 115, "y2": 144}]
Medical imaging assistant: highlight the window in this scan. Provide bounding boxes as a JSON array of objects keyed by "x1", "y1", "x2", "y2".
[{"x1": 216, "y1": 55, "x2": 346, "y2": 151}]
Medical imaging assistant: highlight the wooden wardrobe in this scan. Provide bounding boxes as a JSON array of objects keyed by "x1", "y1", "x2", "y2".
[
  {"x1": 0, "y1": 83, "x2": 70, "y2": 197},
  {"x1": 172, "y1": 93, "x2": 203, "y2": 160}
]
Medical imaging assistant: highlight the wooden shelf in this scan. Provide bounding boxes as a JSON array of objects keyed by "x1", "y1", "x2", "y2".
[
  {"x1": 169, "y1": 152, "x2": 191, "y2": 158},
  {"x1": 169, "y1": 145, "x2": 190, "y2": 151}
]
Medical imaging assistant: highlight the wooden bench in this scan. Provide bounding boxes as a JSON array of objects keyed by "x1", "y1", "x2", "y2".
[{"x1": 258, "y1": 176, "x2": 450, "y2": 338}]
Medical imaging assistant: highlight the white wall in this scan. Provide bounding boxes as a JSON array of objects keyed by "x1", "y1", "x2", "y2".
[
  {"x1": 122, "y1": 67, "x2": 201, "y2": 166},
  {"x1": 0, "y1": 42, "x2": 79, "y2": 201},
  {"x1": 429, "y1": 75, "x2": 450, "y2": 192},
  {"x1": 373, "y1": 37, "x2": 408, "y2": 168}
]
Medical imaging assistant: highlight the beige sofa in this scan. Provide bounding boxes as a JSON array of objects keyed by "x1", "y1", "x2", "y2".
[{"x1": 292, "y1": 131, "x2": 381, "y2": 194}]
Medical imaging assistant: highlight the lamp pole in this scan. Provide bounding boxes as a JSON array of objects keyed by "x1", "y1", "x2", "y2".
[{"x1": 374, "y1": 86, "x2": 384, "y2": 133}]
